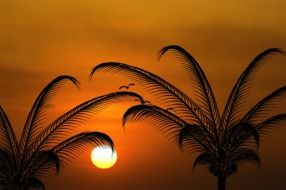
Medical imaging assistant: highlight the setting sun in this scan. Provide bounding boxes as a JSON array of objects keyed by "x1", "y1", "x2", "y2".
[{"x1": 91, "y1": 146, "x2": 117, "y2": 169}]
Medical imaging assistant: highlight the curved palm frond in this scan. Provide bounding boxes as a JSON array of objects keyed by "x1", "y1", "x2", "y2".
[
  {"x1": 230, "y1": 148, "x2": 260, "y2": 166},
  {"x1": 123, "y1": 104, "x2": 187, "y2": 142},
  {"x1": 242, "y1": 86, "x2": 286, "y2": 124},
  {"x1": 0, "y1": 107, "x2": 18, "y2": 161},
  {"x1": 192, "y1": 152, "x2": 215, "y2": 169},
  {"x1": 226, "y1": 122, "x2": 259, "y2": 148},
  {"x1": 52, "y1": 132, "x2": 113, "y2": 165},
  {"x1": 256, "y1": 113, "x2": 286, "y2": 134},
  {"x1": 90, "y1": 62, "x2": 212, "y2": 129},
  {"x1": 26, "y1": 91, "x2": 142, "y2": 160},
  {"x1": 221, "y1": 48, "x2": 283, "y2": 130},
  {"x1": 178, "y1": 124, "x2": 209, "y2": 153},
  {"x1": 26, "y1": 150, "x2": 60, "y2": 178},
  {"x1": 159, "y1": 45, "x2": 220, "y2": 129},
  {"x1": 123, "y1": 104, "x2": 187, "y2": 132},
  {"x1": 123, "y1": 104, "x2": 213, "y2": 152},
  {"x1": 19, "y1": 76, "x2": 79, "y2": 159}
]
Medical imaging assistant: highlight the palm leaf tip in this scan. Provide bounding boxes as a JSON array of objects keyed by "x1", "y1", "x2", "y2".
[
  {"x1": 89, "y1": 63, "x2": 111, "y2": 80},
  {"x1": 51, "y1": 75, "x2": 80, "y2": 89},
  {"x1": 257, "y1": 48, "x2": 284, "y2": 59},
  {"x1": 63, "y1": 75, "x2": 80, "y2": 89},
  {"x1": 157, "y1": 45, "x2": 182, "y2": 60}
]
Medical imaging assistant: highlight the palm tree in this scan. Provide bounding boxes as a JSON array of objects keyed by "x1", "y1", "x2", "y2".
[
  {"x1": 0, "y1": 75, "x2": 143, "y2": 190},
  {"x1": 90, "y1": 46, "x2": 286, "y2": 190}
]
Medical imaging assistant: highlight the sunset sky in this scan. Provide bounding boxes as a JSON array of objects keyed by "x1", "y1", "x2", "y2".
[{"x1": 1, "y1": 0, "x2": 286, "y2": 189}]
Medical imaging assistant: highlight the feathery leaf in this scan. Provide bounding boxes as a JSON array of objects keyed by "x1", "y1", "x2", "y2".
[
  {"x1": 91, "y1": 62, "x2": 212, "y2": 128},
  {"x1": 52, "y1": 132, "x2": 113, "y2": 165},
  {"x1": 0, "y1": 106, "x2": 19, "y2": 163},
  {"x1": 27, "y1": 91, "x2": 142, "y2": 158},
  {"x1": 243, "y1": 86, "x2": 286, "y2": 124},
  {"x1": 159, "y1": 45, "x2": 220, "y2": 129},
  {"x1": 221, "y1": 48, "x2": 283, "y2": 130},
  {"x1": 19, "y1": 75, "x2": 79, "y2": 158}
]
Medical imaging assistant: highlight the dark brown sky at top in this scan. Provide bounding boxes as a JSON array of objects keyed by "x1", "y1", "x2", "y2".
[{"x1": 1, "y1": 0, "x2": 286, "y2": 189}]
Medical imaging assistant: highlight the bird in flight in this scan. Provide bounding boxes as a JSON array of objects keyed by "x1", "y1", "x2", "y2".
[{"x1": 119, "y1": 83, "x2": 135, "y2": 90}]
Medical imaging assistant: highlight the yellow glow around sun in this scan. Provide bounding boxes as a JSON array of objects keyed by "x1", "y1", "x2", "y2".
[{"x1": 91, "y1": 146, "x2": 117, "y2": 169}]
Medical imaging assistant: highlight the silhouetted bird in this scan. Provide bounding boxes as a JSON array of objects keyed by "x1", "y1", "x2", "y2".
[{"x1": 119, "y1": 83, "x2": 135, "y2": 90}]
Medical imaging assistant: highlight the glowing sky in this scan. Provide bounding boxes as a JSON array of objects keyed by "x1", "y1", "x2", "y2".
[{"x1": 1, "y1": 0, "x2": 286, "y2": 189}]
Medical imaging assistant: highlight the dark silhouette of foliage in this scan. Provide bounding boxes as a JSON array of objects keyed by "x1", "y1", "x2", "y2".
[
  {"x1": 0, "y1": 75, "x2": 143, "y2": 190},
  {"x1": 91, "y1": 46, "x2": 286, "y2": 190}
]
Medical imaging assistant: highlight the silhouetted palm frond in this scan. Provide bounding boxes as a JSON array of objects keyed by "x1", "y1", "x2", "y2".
[
  {"x1": 27, "y1": 150, "x2": 61, "y2": 178},
  {"x1": 19, "y1": 76, "x2": 79, "y2": 159},
  {"x1": 159, "y1": 45, "x2": 220, "y2": 129},
  {"x1": 192, "y1": 152, "x2": 215, "y2": 169},
  {"x1": 220, "y1": 48, "x2": 283, "y2": 131},
  {"x1": 27, "y1": 91, "x2": 143, "y2": 157},
  {"x1": 225, "y1": 122, "x2": 259, "y2": 148},
  {"x1": 53, "y1": 132, "x2": 113, "y2": 164},
  {"x1": 230, "y1": 148, "x2": 260, "y2": 165},
  {"x1": 0, "y1": 107, "x2": 18, "y2": 161},
  {"x1": 91, "y1": 62, "x2": 212, "y2": 128},
  {"x1": 123, "y1": 104, "x2": 187, "y2": 132},
  {"x1": 178, "y1": 124, "x2": 211, "y2": 153},
  {"x1": 93, "y1": 46, "x2": 285, "y2": 190},
  {"x1": 256, "y1": 113, "x2": 286, "y2": 134},
  {"x1": 0, "y1": 75, "x2": 143, "y2": 190},
  {"x1": 243, "y1": 86, "x2": 286, "y2": 124}
]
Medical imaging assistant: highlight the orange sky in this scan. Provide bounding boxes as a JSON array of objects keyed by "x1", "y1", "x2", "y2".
[{"x1": 1, "y1": 0, "x2": 286, "y2": 189}]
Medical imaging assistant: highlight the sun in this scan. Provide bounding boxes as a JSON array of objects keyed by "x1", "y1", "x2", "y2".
[{"x1": 91, "y1": 146, "x2": 117, "y2": 169}]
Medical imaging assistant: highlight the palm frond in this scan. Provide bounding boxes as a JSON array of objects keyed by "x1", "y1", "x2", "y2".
[
  {"x1": 230, "y1": 148, "x2": 260, "y2": 165},
  {"x1": 123, "y1": 104, "x2": 189, "y2": 143},
  {"x1": 226, "y1": 122, "x2": 259, "y2": 148},
  {"x1": 221, "y1": 48, "x2": 283, "y2": 130},
  {"x1": 91, "y1": 62, "x2": 212, "y2": 128},
  {"x1": 159, "y1": 45, "x2": 220, "y2": 129},
  {"x1": 123, "y1": 104, "x2": 187, "y2": 133},
  {"x1": 193, "y1": 152, "x2": 214, "y2": 169},
  {"x1": 123, "y1": 104, "x2": 212, "y2": 152},
  {"x1": 256, "y1": 113, "x2": 286, "y2": 134},
  {"x1": 26, "y1": 150, "x2": 60, "y2": 178},
  {"x1": 0, "y1": 106, "x2": 19, "y2": 163},
  {"x1": 22, "y1": 177, "x2": 45, "y2": 190},
  {"x1": 52, "y1": 132, "x2": 113, "y2": 165},
  {"x1": 27, "y1": 91, "x2": 142, "y2": 159},
  {"x1": 243, "y1": 86, "x2": 286, "y2": 124},
  {"x1": 178, "y1": 124, "x2": 209, "y2": 153},
  {"x1": 19, "y1": 76, "x2": 79, "y2": 157}
]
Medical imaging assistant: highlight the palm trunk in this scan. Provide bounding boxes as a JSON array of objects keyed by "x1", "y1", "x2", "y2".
[{"x1": 217, "y1": 175, "x2": 226, "y2": 190}]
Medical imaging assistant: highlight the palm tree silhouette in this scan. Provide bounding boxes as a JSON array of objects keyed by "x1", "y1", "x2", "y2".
[
  {"x1": 0, "y1": 75, "x2": 143, "y2": 190},
  {"x1": 90, "y1": 46, "x2": 286, "y2": 190}
]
